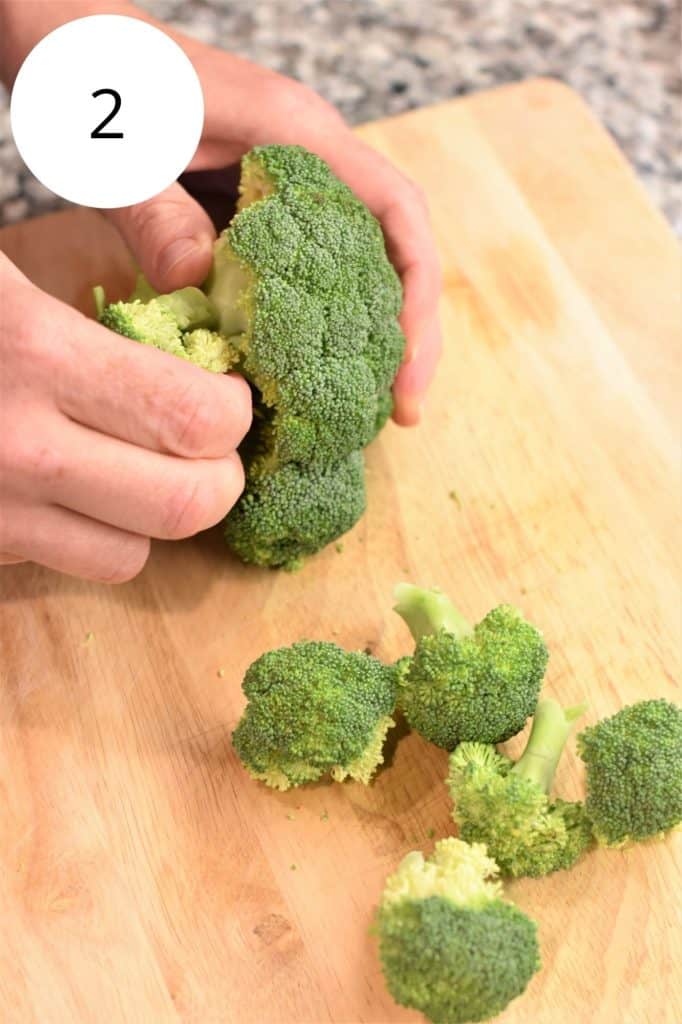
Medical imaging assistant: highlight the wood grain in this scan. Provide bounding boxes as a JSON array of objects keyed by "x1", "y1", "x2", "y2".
[{"x1": 1, "y1": 79, "x2": 681, "y2": 1024}]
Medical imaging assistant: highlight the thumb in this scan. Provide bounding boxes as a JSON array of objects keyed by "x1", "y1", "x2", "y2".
[{"x1": 105, "y1": 182, "x2": 216, "y2": 293}]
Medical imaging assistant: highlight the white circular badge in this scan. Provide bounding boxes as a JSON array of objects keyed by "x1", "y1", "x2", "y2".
[{"x1": 10, "y1": 15, "x2": 204, "y2": 209}]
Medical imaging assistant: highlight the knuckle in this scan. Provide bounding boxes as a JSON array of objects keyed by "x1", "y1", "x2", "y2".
[
  {"x1": 127, "y1": 196, "x2": 169, "y2": 238},
  {"x1": 99, "y1": 536, "x2": 150, "y2": 584},
  {"x1": 160, "y1": 476, "x2": 210, "y2": 540},
  {"x1": 163, "y1": 381, "x2": 218, "y2": 457},
  {"x1": 14, "y1": 438, "x2": 67, "y2": 489},
  {"x1": 268, "y1": 77, "x2": 337, "y2": 125}
]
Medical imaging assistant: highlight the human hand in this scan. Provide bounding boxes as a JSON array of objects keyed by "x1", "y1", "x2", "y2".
[
  {"x1": 0, "y1": 1, "x2": 441, "y2": 424},
  {"x1": 0, "y1": 254, "x2": 251, "y2": 579},
  {"x1": 102, "y1": 16, "x2": 442, "y2": 427}
]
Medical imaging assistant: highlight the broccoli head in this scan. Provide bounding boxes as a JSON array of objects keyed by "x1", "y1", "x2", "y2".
[
  {"x1": 393, "y1": 583, "x2": 548, "y2": 749},
  {"x1": 376, "y1": 838, "x2": 540, "y2": 1024},
  {"x1": 232, "y1": 641, "x2": 397, "y2": 789},
  {"x1": 577, "y1": 698, "x2": 682, "y2": 847},
  {"x1": 95, "y1": 145, "x2": 406, "y2": 568},
  {"x1": 447, "y1": 699, "x2": 592, "y2": 878}
]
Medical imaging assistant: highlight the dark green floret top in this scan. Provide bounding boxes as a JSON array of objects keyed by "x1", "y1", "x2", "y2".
[
  {"x1": 95, "y1": 144, "x2": 406, "y2": 569},
  {"x1": 376, "y1": 838, "x2": 540, "y2": 1024},
  {"x1": 577, "y1": 698, "x2": 682, "y2": 847},
  {"x1": 232, "y1": 640, "x2": 398, "y2": 789},
  {"x1": 393, "y1": 584, "x2": 548, "y2": 749}
]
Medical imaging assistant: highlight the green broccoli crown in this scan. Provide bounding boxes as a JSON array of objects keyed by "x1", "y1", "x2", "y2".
[
  {"x1": 447, "y1": 700, "x2": 592, "y2": 878},
  {"x1": 95, "y1": 145, "x2": 405, "y2": 569},
  {"x1": 376, "y1": 838, "x2": 540, "y2": 1024},
  {"x1": 393, "y1": 585, "x2": 548, "y2": 749},
  {"x1": 223, "y1": 452, "x2": 366, "y2": 571},
  {"x1": 577, "y1": 698, "x2": 682, "y2": 847},
  {"x1": 232, "y1": 640, "x2": 397, "y2": 790}
]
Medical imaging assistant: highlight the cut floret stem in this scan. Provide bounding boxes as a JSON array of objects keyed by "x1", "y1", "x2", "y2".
[
  {"x1": 511, "y1": 698, "x2": 587, "y2": 794},
  {"x1": 393, "y1": 583, "x2": 473, "y2": 642}
]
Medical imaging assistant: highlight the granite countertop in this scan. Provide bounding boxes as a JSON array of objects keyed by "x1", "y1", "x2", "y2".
[{"x1": 0, "y1": 0, "x2": 679, "y2": 233}]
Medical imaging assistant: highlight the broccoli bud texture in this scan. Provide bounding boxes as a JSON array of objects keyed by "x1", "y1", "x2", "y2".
[
  {"x1": 577, "y1": 698, "x2": 682, "y2": 847},
  {"x1": 232, "y1": 641, "x2": 397, "y2": 790},
  {"x1": 393, "y1": 583, "x2": 548, "y2": 749},
  {"x1": 96, "y1": 145, "x2": 406, "y2": 569},
  {"x1": 447, "y1": 699, "x2": 592, "y2": 877},
  {"x1": 376, "y1": 837, "x2": 540, "y2": 1024}
]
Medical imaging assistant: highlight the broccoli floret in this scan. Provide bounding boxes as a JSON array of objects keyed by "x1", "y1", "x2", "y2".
[
  {"x1": 97, "y1": 286, "x2": 234, "y2": 372},
  {"x1": 393, "y1": 584, "x2": 548, "y2": 749},
  {"x1": 376, "y1": 838, "x2": 540, "y2": 1024},
  {"x1": 224, "y1": 452, "x2": 366, "y2": 571},
  {"x1": 96, "y1": 145, "x2": 406, "y2": 569},
  {"x1": 99, "y1": 297, "x2": 188, "y2": 360},
  {"x1": 447, "y1": 699, "x2": 592, "y2": 878},
  {"x1": 232, "y1": 641, "x2": 397, "y2": 789},
  {"x1": 577, "y1": 698, "x2": 682, "y2": 847},
  {"x1": 182, "y1": 328, "x2": 238, "y2": 374}
]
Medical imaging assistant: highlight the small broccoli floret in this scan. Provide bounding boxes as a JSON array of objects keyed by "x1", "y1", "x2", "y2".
[
  {"x1": 232, "y1": 641, "x2": 397, "y2": 789},
  {"x1": 376, "y1": 838, "x2": 540, "y2": 1024},
  {"x1": 447, "y1": 699, "x2": 592, "y2": 878},
  {"x1": 577, "y1": 698, "x2": 682, "y2": 847},
  {"x1": 99, "y1": 297, "x2": 188, "y2": 359},
  {"x1": 223, "y1": 452, "x2": 366, "y2": 570},
  {"x1": 182, "y1": 328, "x2": 239, "y2": 374},
  {"x1": 393, "y1": 584, "x2": 548, "y2": 749},
  {"x1": 98, "y1": 286, "x2": 228, "y2": 369}
]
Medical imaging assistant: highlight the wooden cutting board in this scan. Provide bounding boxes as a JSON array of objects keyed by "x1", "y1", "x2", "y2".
[{"x1": 1, "y1": 79, "x2": 681, "y2": 1024}]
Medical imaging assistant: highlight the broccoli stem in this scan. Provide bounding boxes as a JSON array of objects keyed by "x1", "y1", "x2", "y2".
[
  {"x1": 93, "y1": 285, "x2": 106, "y2": 318},
  {"x1": 393, "y1": 583, "x2": 473, "y2": 642},
  {"x1": 511, "y1": 698, "x2": 587, "y2": 794}
]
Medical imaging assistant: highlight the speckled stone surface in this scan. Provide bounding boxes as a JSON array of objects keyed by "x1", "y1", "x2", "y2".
[{"x1": 0, "y1": 0, "x2": 680, "y2": 232}]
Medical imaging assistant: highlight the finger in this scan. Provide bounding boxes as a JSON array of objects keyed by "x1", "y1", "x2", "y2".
[
  {"x1": 391, "y1": 311, "x2": 442, "y2": 427},
  {"x1": 46, "y1": 300, "x2": 252, "y2": 457},
  {"x1": 5, "y1": 503, "x2": 150, "y2": 584},
  {"x1": 105, "y1": 181, "x2": 216, "y2": 293},
  {"x1": 379, "y1": 196, "x2": 442, "y2": 361},
  {"x1": 20, "y1": 418, "x2": 245, "y2": 541},
  {"x1": 0, "y1": 553, "x2": 26, "y2": 565}
]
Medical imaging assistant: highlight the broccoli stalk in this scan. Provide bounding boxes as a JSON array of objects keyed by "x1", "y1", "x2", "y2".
[
  {"x1": 376, "y1": 838, "x2": 540, "y2": 1024},
  {"x1": 393, "y1": 583, "x2": 548, "y2": 749},
  {"x1": 393, "y1": 582, "x2": 473, "y2": 642},
  {"x1": 511, "y1": 697, "x2": 588, "y2": 792},
  {"x1": 447, "y1": 698, "x2": 592, "y2": 878}
]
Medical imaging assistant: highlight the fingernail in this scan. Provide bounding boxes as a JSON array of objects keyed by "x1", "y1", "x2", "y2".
[{"x1": 157, "y1": 237, "x2": 206, "y2": 279}]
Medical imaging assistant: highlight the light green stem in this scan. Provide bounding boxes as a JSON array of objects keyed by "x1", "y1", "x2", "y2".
[
  {"x1": 393, "y1": 583, "x2": 473, "y2": 642},
  {"x1": 93, "y1": 285, "x2": 106, "y2": 318},
  {"x1": 511, "y1": 698, "x2": 587, "y2": 793}
]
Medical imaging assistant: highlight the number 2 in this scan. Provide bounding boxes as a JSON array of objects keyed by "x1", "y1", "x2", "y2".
[{"x1": 91, "y1": 88, "x2": 123, "y2": 139}]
